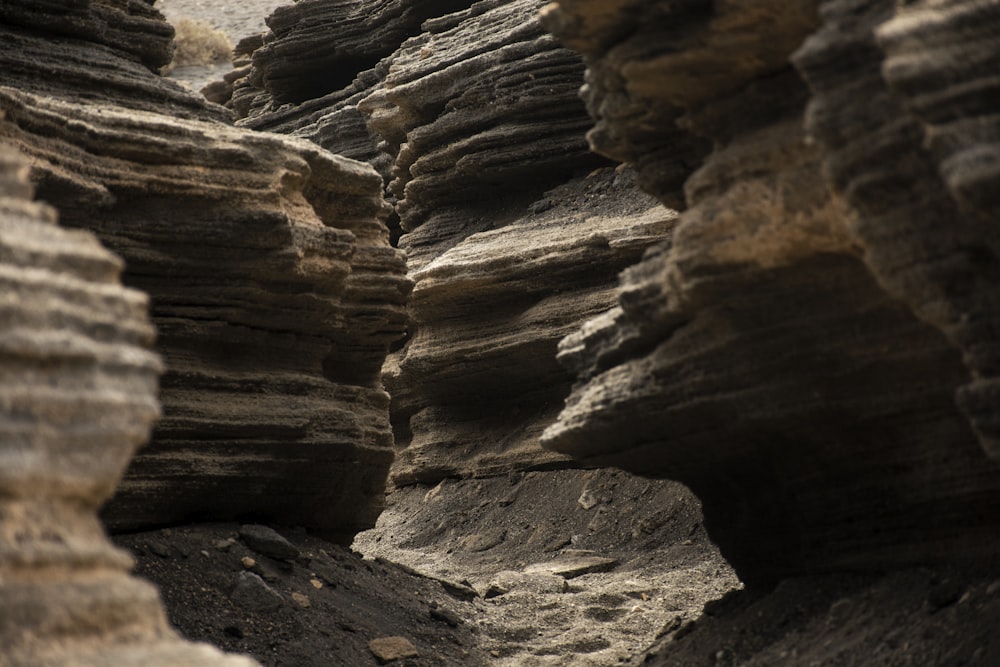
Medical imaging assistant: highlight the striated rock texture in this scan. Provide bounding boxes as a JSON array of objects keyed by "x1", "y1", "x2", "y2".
[
  {"x1": 0, "y1": 0, "x2": 409, "y2": 541},
  {"x1": 540, "y1": 0, "x2": 1000, "y2": 584},
  {"x1": 231, "y1": 0, "x2": 678, "y2": 484},
  {"x1": 229, "y1": 0, "x2": 478, "y2": 176},
  {"x1": 0, "y1": 145, "x2": 257, "y2": 667},
  {"x1": 794, "y1": 0, "x2": 1000, "y2": 461}
]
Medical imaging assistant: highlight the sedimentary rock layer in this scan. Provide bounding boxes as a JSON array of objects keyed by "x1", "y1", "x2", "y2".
[
  {"x1": 0, "y1": 0, "x2": 409, "y2": 540},
  {"x1": 0, "y1": 145, "x2": 256, "y2": 667},
  {"x1": 541, "y1": 0, "x2": 1000, "y2": 583},
  {"x1": 228, "y1": 0, "x2": 477, "y2": 174},
  {"x1": 794, "y1": 0, "x2": 1000, "y2": 461},
  {"x1": 232, "y1": 0, "x2": 676, "y2": 483},
  {"x1": 364, "y1": 0, "x2": 667, "y2": 481}
]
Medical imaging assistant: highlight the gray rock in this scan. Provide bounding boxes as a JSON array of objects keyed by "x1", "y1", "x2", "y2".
[
  {"x1": 461, "y1": 528, "x2": 507, "y2": 553},
  {"x1": 486, "y1": 570, "x2": 569, "y2": 596},
  {"x1": 231, "y1": 572, "x2": 284, "y2": 611},
  {"x1": 239, "y1": 525, "x2": 300, "y2": 561},
  {"x1": 524, "y1": 555, "x2": 619, "y2": 579}
]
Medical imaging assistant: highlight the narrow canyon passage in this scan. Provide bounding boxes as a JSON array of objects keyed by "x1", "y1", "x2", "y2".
[{"x1": 2, "y1": 1, "x2": 1000, "y2": 666}]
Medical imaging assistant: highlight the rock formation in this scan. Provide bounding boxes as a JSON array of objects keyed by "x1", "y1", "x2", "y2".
[
  {"x1": 0, "y1": 144, "x2": 256, "y2": 667},
  {"x1": 0, "y1": 0, "x2": 409, "y2": 541},
  {"x1": 539, "y1": 0, "x2": 1000, "y2": 585},
  {"x1": 794, "y1": 0, "x2": 1000, "y2": 461},
  {"x1": 230, "y1": 0, "x2": 685, "y2": 484}
]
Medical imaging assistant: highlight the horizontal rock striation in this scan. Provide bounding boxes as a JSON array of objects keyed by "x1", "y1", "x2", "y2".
[
  {"x1": 0, "y1": 144, "x2": 256, "y2": 667},
  {"x1": 231, "y1": 0, "x2": 677, "y2": 484},
  {"x1": 794, "y1": 0, "x2": 1000, "y2": 461},
  {"x1": 0, "y1": 0, "x2": 409, "y2": 541},
  {"x1": 228, "y1": 0, "x2": 477, "y2": 175},
  {"x1": 541, "y1": 0, "x2": 1000, "y2": 584}
]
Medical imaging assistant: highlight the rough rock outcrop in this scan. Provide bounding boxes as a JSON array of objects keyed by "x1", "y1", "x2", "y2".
[
  {"x1": 0, "y1": 0, "x2": 409, "y2": 541},
  {"x1": 540, "y1": 0, "x2": 1000, "y2": 584},
  {"x1": 228, "y1": 0, "x2": 478, "y2": 175},
  {"x1": 0, "y1": 144, "x2": 256, "y2": 667},
  {"x1": 373, "y1": 0, "x2": 681, "y2": 482},
  {"x1": 794, "y1": 0, "x2": 1000, "y2": 461},
  {"x1": 231, "y1": 0, "x2": 678, "y2": 483}
]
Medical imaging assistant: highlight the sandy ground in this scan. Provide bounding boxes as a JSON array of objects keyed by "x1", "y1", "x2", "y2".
[
  {"x1": 155, "y1": 0, "x2": 287, "y2": 92},
  {"x1": 155, "y1": 0, "x2": 286, "y2": 39}
]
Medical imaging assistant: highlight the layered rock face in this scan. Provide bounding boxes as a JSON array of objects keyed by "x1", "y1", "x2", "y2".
[
  {"x1": 0, "y1": 145, "x2": 256, "y2": 667},
  {"x1": 540, "y1": 0, "x2": 1000, "y2": 584},
  {"x1": 0, "y1": 1, "x2": 408, "y2": 541},
  {"x1": 794, "y1": 0, "x2": 1000, "y2": 460},
  {"x1": 231, "y1": 0, "x2": 679, "y2": 483}
]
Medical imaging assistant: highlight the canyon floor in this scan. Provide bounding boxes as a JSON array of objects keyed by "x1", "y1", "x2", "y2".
[{"x1": 114, "y1": 467, "x2": 1000, "y2": 666}]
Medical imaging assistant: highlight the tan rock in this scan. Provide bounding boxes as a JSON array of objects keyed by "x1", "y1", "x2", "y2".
[
  {"x1": 0, "y1": 146, "x2": 258, "y2": 667},
  {"x1": 368, "y1": 636, "x2": 420, "y2": 663}
]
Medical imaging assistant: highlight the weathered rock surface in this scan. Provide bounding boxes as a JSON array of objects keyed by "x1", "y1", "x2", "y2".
[
  {"x1": 231, "y1": 0, "x2": 676, "y2": 483},
  {"x1": 229, "y1": 0, "x2": 478, "y2": 175},
  {"x1": 794, "y1": 0, "x2": 1000, "y2": 461},
  {"x1": 0, "y1": 0, "x2": 409, "y2": 541},
  {"x1": 0, "y1": 144, "x2": 256, "y2": 667},
  {"x1": 540, "y1": 0, "x2": 1000, "y2": 584}
]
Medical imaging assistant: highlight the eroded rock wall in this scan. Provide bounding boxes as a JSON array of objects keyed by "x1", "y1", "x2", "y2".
[
  {"x1": 0, "y1": 0, "x2": 408, "y2": 541},
  {"x1": 0, "y1": 144, "x2": 257, "y2": 667},
  {"x1": 540, "y1": 0, "x2": 1000, "y2": 584},
  {"x1": 231, "y1": 0, "x2": 682, "y2": 484}
]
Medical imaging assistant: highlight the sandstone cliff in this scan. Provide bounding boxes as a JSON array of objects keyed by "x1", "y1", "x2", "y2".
[
  {"x1": 0, "y1": 0, "x2": 409, "y2": 541},
  {"x1": 539, "y1": 0, "x2": 1000, "y2": 584},
  {"x1": 0, "y1": 144, "x2": 256, "y2": 667}
]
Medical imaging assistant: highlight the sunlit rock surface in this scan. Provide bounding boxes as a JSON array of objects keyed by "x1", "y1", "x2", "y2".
[
  {"x1": 0, "y1": 0, "x2": 408, "y2": 541},
  {"x1": 541, "y1": 0, "x2": 1000, "y2": 584},
  {"x1": 0, "y1": 144, "x2": 257, "y2": 667}
]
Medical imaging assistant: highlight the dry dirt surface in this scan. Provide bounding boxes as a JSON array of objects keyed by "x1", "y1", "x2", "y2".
[
  {"x1": 115, "y1": 468, "x2": 739, "y2": 666},
  {"x1": 116, "y1": 467, "x2": 1000, "y2": 666},
  {"x1": 634, "y1": 566, "x2": 1000, "y2": 667},
  {"x1": 155, "y1": 0, "x2": 283, "y2": 39}
]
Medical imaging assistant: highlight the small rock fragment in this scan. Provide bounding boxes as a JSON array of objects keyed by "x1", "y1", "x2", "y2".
[
  {"x1": 214, "y1": 538, "x2": 235, "y2": 551},
  {"x1": 310, "y1": 578, "x2": 323, "y2": 589},
  {"x1": 461, "y1": 528, "x2": 507, "y2": 552},
  {"x1": 483, "y1": 582, "x2": 510, "y2": 599},
  {"x1": 230, "y1": 571, "x2": 283, "y2": 611},
  {"x1": 146, "y1": 539, "x2": 173, "y2": 558},
  {"x1": 429, "y1": 606, "x2": 461, "y2": 627},
  {"x1": 524, "y1": 555, "x2": 619, "y2": 579},
  {"x1": 487, "y1": 570, "x2": 568, "y2": 595},
  {"x1": 424, "y1": 480, "x2": 445, "y2": 502},
  {"x1": 239, "y1": 524, "x2": 299, "y2": 560},
  {"x1": 241, "y1": 556, "x2": 256, "y2": 570},
  {"x1": 291, "y1": 591, "x2": 311, "y2": 608},
  {"x1": 577, "y1": 488, "x2": 599, "y2": 510},
  {"x1": 368, "y1": 636, "x2": 419, "y2": 663}
]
